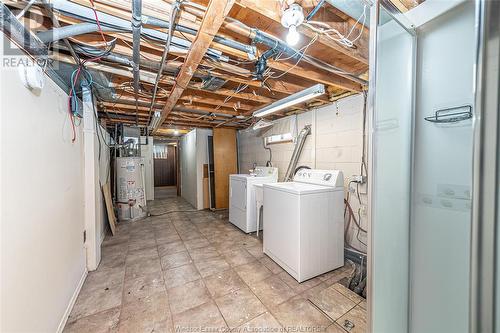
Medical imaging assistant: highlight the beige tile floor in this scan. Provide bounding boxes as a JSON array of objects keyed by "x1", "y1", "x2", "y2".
[{"x1": 64, "y1": 189, "x2": 366, "y2": 333}]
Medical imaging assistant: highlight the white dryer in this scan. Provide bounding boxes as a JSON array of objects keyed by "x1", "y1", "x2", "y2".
[
  {"x1": 229, "y1": 167, "x2": 278, "y2": 233},
  {"x1": 263, "y1": 169, "x2": 344, "y2": 282}
]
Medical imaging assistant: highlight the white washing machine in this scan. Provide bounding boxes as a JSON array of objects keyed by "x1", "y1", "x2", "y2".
[
  {"x1": 229, "y1": 167, "x2": 278, "y2": 233},
  {"x1": 263, "y1": 169, "x2": 344, "y2": 282}
]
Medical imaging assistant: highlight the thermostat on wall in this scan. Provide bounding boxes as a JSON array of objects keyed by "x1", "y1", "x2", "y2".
[{"x1": 18, "y1": 62, "x2": 45, "y2": 93}]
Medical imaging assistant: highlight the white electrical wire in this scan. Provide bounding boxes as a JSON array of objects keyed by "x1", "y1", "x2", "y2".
[
  {"x1": 303, "y1": 5, "x2": 367, "y2": 49},
  {"x1": 265, "y1": 33, "x2": 319, "y2": 81}
]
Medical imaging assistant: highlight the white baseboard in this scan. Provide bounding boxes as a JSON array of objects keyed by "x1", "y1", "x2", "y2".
[{"x1": 56, "y1": 269, "x2": 88, "y2": 333}]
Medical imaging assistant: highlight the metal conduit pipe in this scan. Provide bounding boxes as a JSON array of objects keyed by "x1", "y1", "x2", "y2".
[
  {"x1": 15, "y1": 0, "x2": 37, "y2": 19},
  {"x1": 38, "y1": 0, "x2": 365, "y2": 86},
  {"x1": 36, "y1": 23, "x2": 123, "y2": 43},
  {"x1": 147, "y1": 0, "x2": 180, "y2": 127},
  {"x1": 48, "y1": 0, "x2": 224, "y2": 60},
  {"x1": 36, "y1": 17, "x2": 253, "y2": 58},
  {"x1": 181, "y1": 1, "x2": 366, "y2": 85},
  {"x1": 55, "y1": 43, "x2": 212, "y2": 85},
  {"x1": 143, "y1": 15, "x2": 255, "y2": 55},
  {"x1": 40, "y1": 0, "x2": 81, "y2": 64},
  {"x1": 253, "y1": 29, "x2": 367, "y2": 85},
  {"x1": 131, "y1": 0, "x2": 142, "y2": 125},
  {"x1": 40, "y1": 0, "x2": 365, "y2": 86},
  {"x1": 0, "y1": 4, "x2": 48, "y2": 57}
]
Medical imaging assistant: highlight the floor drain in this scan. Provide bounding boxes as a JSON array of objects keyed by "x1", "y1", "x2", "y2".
[{"x1": 342, "y1": 320, "x2": 355, "y2": 331}]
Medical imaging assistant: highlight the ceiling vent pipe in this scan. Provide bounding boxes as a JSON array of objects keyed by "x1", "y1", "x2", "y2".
[
  {"x1": 147, "y1": 0, "x2": 180, "y2": 129},
  {"x1": 47, "y1": 0, "x2": 224, "y2": 60},
  {"x1": 131, "y1": 0, "x2": 142, "y2": 125},
  {"x1": 283, "y1": 125, "x2": 312, "y2": 182},
  {"x1": 143, "y1": 15, "x2": 255, "y2": 56},
  {"x1": 324, "y1": 0, "x2": 370, "y2": 27}
]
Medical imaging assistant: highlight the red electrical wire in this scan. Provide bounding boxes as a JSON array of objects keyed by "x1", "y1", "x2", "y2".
[
  {"x1": 66, "y1": 1, "x2": 108, "y2": 142},
  {"x1": 88, "y1": 0, "x2": 108, "y2": 44},
  {"x1": 68, "y1": 97, "x2": 77, "y2": 143},
  {"x1": 67, "y1": 57, "x2": 102, "y2": 143}
]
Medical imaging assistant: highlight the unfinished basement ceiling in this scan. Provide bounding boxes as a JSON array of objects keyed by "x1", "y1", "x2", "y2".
[{"x1": 4, "y1": 0, "x2": 422, "y2": 136}]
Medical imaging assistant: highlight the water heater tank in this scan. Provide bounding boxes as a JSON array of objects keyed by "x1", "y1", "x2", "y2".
[{"x1": 116, "y1": 157, "x2": 147, "y2": 221}]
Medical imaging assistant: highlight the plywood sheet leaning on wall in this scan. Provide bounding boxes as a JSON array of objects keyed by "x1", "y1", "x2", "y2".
[
  {"x1": 203, "y1": 164, "x2": 210, "y2": 209},
  {"x1": 102, "y1": 182, "x2": 117, "y2": 235},
  {"x1": 213, "y1": 128, "x2": 238, "y2": 209}
]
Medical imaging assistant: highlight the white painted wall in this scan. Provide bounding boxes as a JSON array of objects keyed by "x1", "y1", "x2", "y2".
[
  {"x1": 180, "y1": 130, "x2": 198, "y2": 208},
  {"x1": 409, "y1": 2, "x2": 474, "y2": 332},
  {"x1": 97, "y1": 126, "x2": 111, "y2": 243},
  {"x1": 179, "y1": 129, "x2": 211, "y2": 210},
  {"x1": 0, "y1": 34, "x2": 110, "y2": 332},
  {"x1": 370, "y1": 15, "x2": 414, "y2": 333},
  {"x1": 196, "y1": 129, "x2": 211, "y2": 210},
  {"x1": 141, "y1": 136, "x2": 154, "y2": 201},
  {"x1": 0, "y1": 52, "x2": 87, "y2": 331},
  {"x1": 238, "y1": 94, "x2": 368, "y2": 250}
]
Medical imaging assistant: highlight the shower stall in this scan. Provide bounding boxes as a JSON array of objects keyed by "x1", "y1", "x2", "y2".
[{"x1": 367, "y1": 1, "x2": 500, "y2": 332}]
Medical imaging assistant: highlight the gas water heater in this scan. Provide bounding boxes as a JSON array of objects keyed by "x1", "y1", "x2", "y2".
[{"x1": 116, "y1": 157, "x2": 147, "y2": 221}]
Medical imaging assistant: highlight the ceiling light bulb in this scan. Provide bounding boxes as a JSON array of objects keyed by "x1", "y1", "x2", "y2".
[
  {"x1": 173, "y1": 129, "x2": 179, "y2": 135},
  {"x1": 286, "y1": 25, "x2": 300, "y2": 46}
]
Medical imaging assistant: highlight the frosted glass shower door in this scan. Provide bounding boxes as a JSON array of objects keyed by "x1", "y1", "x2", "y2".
[
  {"x1": 368, "y1": 5, "x2": 415, "y2": 333},
  {"x1": 409, "y1": 4, "x2": 474, "y2": 333}
]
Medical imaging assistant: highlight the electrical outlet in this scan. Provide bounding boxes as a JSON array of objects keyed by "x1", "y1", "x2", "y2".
[
  {"x1": 360, "y1": 205, "x2": 368, "y2": 217},
  {"x1": 351, "y1": 175, "x2": 366, "y2": 184}
]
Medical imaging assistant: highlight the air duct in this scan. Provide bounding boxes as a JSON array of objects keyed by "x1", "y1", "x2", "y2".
[
  {"x1": 131, "y1": 0, "x2": 142, "y2": 124},
  {"x1": 324, "y1": 0, "x2": 371, "y2": 27},
  {"x1": 283, "y1": 125, "x2": 312, "y2": 182},
  {"x1": 147, "y1": 0, "x2": 179, "y2": 128},
  {"x1": 47, "y1": 0, "x2": 224, "y2": 60}
]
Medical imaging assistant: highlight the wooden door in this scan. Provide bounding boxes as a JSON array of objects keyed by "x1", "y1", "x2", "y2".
[
  {"x1": 154, "y1": 145, "x2": 177, "y2": 186},
  {"x1": 213, "y1": 128, "x2": 238, "y2": 208}
]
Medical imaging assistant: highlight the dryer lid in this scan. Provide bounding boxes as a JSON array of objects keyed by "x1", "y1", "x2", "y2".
[{"x1": 263, "y1": 182, "x2": 338, "y2": 195}]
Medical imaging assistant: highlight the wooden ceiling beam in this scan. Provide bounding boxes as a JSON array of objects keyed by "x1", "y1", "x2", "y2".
[
  {"x1": 161, "y1": 119, "x2": 245, "y2": 129},
  {"x1": 100, "y1": 112, "x2": 246, "y2": 129},
  {"x1": 173, "y1": 104, "x2": 239, "y2": 116},
  {"x1": 52, "y1": 53, "x2": 275, "y2": 104},
  {"x1": 180, "y1": 91, "x2": 256, "y2": 111},
  {"x1": 40, "y1": 3, "x2": 361, "y2": 94},
  {"x1": 105, "y1": 92, "x2": 256, "y2": 112},
  {"x1": 234, "y1": 0, "x2": 368, "y2": 64},
  {"x1": 154, "y1": 0, "x2": 236, "y2": 132},
  {"x1": 100, "y1": 100, "x2": 240, "y2": 116},
  {"x1": 268, "y1": 59, "x2": 363, "y2": 92}
]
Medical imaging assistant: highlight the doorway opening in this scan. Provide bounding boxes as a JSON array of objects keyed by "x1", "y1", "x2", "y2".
[{"x1": 153, "y1": 140, "x2": 179, "y2": 199}]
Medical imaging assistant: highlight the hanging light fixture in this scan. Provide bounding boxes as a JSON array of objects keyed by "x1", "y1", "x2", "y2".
[
  {"x1": 253, "y1": 84, "x2": 325, "y2": 118},
  {"x1": 149, "y1": 111, "x2": 162, "y2": 129},
  {"x1": 281, "y1": 4, "x2": 304, "y2": 46}
]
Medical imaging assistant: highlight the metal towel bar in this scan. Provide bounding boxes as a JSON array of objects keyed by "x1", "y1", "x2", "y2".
[{"x1": 424, "y1": 105, "x2": 472, "y2": 123}]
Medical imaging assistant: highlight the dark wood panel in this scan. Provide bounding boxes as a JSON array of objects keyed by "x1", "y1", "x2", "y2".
[
  {"x1": 213, "y1": 128, "x2": 238, "y2": 209},
  {"x1": 154, "y1": 146, "x2": 177, "y2": 187}
]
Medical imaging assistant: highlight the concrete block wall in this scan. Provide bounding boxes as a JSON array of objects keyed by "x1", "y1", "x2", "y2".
[{"x1": 238, "y1": 93, "x2": 368, "y2": 252}]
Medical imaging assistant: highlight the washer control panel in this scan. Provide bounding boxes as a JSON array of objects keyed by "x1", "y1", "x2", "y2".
[
  {"x1": 294, "y1": 169, "x2": 344, "y2": 187},
  {"x1": 254, "y1": 167, "x2": 278, "y2": 178}
]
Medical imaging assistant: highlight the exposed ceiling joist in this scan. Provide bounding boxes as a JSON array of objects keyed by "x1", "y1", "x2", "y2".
[
  {"x1": 5, "y1": 0, "x2": 388, "y2": 135},
  {"x1": 153, "y1": 0, "x2": 236, "y2": 132},
  {"x1": 234, "y1": 0, "x2": 369, "y2": 64}
]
